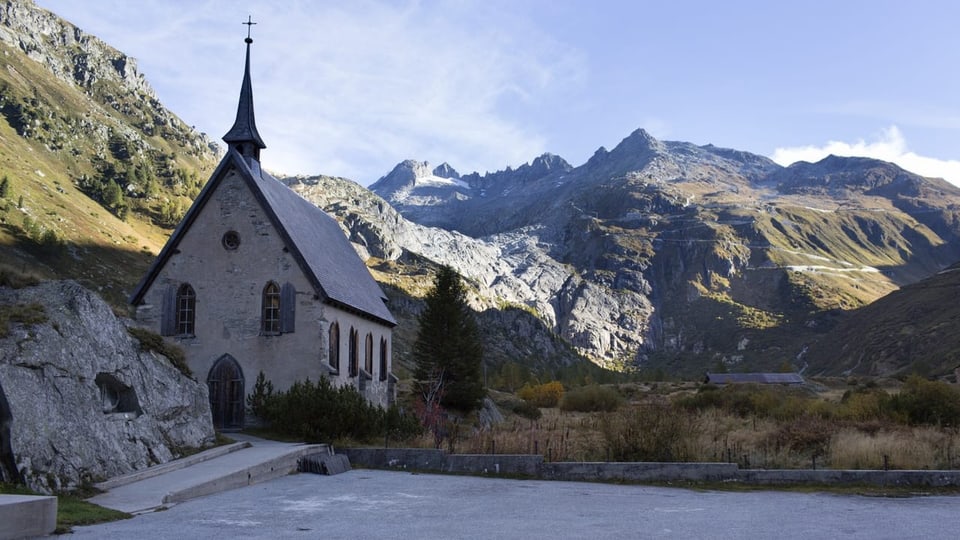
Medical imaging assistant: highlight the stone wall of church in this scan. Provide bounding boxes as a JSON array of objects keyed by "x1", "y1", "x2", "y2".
[
  {"x1": 133, "y1": 167, "x2": 393, "y2": 414},
  {"x1": 323, "y1": 309, "x2": 394, "y2": 407}
]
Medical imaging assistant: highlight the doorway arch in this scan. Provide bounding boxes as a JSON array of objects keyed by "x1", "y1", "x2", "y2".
[{"x1": 207, "y1": 354, "x2": 245, "y2": 431}]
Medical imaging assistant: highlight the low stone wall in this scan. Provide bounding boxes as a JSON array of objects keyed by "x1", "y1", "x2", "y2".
[
  {"x1": 541, "y1": 462, "x2": 738, "y2": 483},
  {"x1": 736, "y1": 469, "x2": 960, "y2": 487},
  {"x1": 340, "y1": 447, "x2": 960, "y2": 487},
  {"x1": 444, "y1": 454, "x2": 542, "y2": 476},
  {"x1": 341, "y1": 448, "x2": 447, "y2": 472},
  {"x1": 340, "y1": 448, "x2": 541, "y2": 477}
]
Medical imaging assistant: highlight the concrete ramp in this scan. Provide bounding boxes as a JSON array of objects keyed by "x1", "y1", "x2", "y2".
[{"x1": 89, "y1": 436, "x2": 329, "y2": 514}]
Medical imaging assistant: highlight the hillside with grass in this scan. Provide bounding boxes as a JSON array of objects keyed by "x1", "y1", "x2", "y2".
[
  {"x1": 0, "y1": 0, "x2": 219, "y2": 305},
  {"x1": 805, "y1": 262, "x2": 960, "y2": 377}
]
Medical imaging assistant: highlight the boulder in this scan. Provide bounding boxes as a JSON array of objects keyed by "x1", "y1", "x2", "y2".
[{"x1": 0, "y1": 280, "x2": 214, "y2": 493}]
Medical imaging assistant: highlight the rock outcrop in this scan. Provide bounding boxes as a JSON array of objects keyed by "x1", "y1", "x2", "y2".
[
  {"x1": 0, "y1": 280, "x2": 214, "y2": 493},
  {"x1": 0, "y1": 0, "x2": 218, "y2": 157},
  {"x1": 285, "y1": 174, "x2": 647, "y2": 366}
]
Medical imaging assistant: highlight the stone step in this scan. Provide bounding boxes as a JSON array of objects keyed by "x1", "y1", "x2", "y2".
[
  {"x1": 0, "y1": 494, "x2": 56, "y2": 540},
  {"x1": 298, "y1": 453, "x2": 351, "y2": 475}
]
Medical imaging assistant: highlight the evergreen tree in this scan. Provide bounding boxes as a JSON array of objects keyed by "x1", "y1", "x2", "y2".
[
  {"x1": 413, "y1": 265, "x2": 485, "y2": 412},
  {"x1": 0, "y1": 175, "x2": 9, "y2": 199}
]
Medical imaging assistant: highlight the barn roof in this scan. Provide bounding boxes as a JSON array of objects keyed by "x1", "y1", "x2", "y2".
[{"x1": 705, "y1": 373, "x2": 805, "y2": 385}]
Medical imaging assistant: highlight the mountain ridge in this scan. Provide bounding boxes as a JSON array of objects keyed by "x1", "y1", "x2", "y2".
[{"x1": 367, "y1": 128, "x2": 960, "y2": 375}]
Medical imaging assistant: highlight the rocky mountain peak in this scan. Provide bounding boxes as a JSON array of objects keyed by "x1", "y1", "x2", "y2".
[
  {"x1": 370, "y1": 159, "x2": 432, "y2": 194},
  {"x1": 771, "y1": 154, "x2": 935, "y2": 196},
  {"x1": 607, "y1": 128, "x2": 665, "y2": 162},
  {"x1": 1, "y1": 0, "x2": 152, "y2": 100},
  {"x1": 433, "y1": 162, "x2": 460, "y2": 179},
  {"x1": 529, "y1": 152, "x2": 572, "y2": 175}
]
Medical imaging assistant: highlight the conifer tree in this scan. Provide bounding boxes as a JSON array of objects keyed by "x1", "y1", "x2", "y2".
[
  {"x1": 413, "y1": 265, "x2": 485, "y2": 412},
  {"x1": 0, "y1": 175, "x2": 9, "y2": 199}
]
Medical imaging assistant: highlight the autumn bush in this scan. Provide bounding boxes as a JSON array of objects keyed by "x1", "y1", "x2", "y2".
[{"x1": 518, "y1": 381, "x2": 564, "y2": 408}]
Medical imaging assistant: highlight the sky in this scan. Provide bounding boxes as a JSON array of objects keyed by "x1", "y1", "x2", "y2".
[{"x1": 35, "y1": 0, "x2": 960, "y2": 187}]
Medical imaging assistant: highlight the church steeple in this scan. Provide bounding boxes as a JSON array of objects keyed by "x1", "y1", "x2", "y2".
[{"x1": 223, "y1": 16, "x2": 266, "y2": 161}]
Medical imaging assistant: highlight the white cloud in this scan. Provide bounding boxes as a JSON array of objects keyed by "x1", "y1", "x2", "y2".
[
  {"x1": 38, "y1": 0, "x2": 585, "y2": 184},
  {"x1": 771, "y1": 126, "x2": 960, "y2": 186}
]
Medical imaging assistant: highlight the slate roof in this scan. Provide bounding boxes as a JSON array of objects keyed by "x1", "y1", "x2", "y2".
[
  {"x1": 129, "y1": 150, "x2": 396, "y2": 327},
  {"x1": 705, "y1": 373, "x2": 805, "y2": 385}
]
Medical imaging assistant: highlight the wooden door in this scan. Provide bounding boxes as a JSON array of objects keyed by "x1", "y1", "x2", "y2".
[{"x1": 207, "y1": 355, "x2": 244, "y2": 431}]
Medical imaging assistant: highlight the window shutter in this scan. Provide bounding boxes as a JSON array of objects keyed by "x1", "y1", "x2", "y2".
[
  {"x1": 280, "y1": 282, "x2": 296, "y2": 333},
  {"x1": 160, "y1": 285, "x2": 176, "y2": 336}
]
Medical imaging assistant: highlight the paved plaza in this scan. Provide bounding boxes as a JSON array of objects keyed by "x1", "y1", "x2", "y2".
[{"x1": 64, "y1": 469, "x2": 958, "y2": 539}]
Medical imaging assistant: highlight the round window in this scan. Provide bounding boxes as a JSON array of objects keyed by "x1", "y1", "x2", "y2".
[{"x1": 222, "y1": 231, "x2": 241, "y2": 250}]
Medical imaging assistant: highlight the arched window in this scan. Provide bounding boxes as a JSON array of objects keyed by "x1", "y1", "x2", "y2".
[
  {"x1": 176, "y1": 284, "x2": 196, "y2": 336},
  {"x1": 364, "y1": 333, "x2": 374, "y2": 374},
  {"x1": 262, "y1": 282, "x2": 280, "y2": 334},
  {"x1": 379, "y1": 337, "x2": 388, "y2": 381},
  {"x1": 328, "y1": 322, "x2": 340, "y2": 372},
  {"x1": 348, "y1": 328, "x2": 359, "y2": 377}
]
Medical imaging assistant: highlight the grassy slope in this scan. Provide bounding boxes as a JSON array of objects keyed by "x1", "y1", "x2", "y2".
[
  {"x1": 805, "y1": 262, "x2": 960, "y2": 378},
  {"x1": 0, "y1": 39, "x2": 216, "y2": 307}
]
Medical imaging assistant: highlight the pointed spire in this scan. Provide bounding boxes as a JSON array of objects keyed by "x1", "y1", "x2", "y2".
[{"x1": 223, "y1": 16, "x2": 266, "y2": 160}]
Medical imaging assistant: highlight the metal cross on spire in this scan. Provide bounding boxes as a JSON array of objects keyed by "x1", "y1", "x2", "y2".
[{"x1": 243, "y1": 15, "x2": 256, "y2": 43}]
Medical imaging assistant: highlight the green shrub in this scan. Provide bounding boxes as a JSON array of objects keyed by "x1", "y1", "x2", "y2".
[
  {"x1": 890, "y1": 375, "x2": 960, "y2": 427},
  {"x1": 837, "y1": 386, "x2": 894, "y2": 422},
  {"x1": 677, "y1": 383, "x2": 830, "y2": 420},
  {"x1": 257, "y1": 377, "x2": 421, "y2": 443},
  {"x1": 559, "y1": 385, "x2": 623, "y2": 412},
  {"x1": 247, "y1": 371, "x2": 274, "y2": 420},
  {"x1": 517, "y1": 381, "x2": 564, "y2": 408},
  {"x1": 512, "y1": 399, "x2": 542, "y2": 420}
]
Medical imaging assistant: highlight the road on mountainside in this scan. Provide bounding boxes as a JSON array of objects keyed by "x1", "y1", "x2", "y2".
[{"x1": 64, "y1": 470, "x2": 955, "y2": 539}]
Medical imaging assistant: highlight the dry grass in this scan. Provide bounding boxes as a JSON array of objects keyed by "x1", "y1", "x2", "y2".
[
  {"x1": 394, "y1": 381, "x2": 960, "y2": 470},
  {"x1": 828, "y1": 427, "x2": 960, "y2": 470}
]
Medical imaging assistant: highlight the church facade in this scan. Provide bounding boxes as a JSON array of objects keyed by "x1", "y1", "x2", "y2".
[{"x1": 129, "y1": 34, "x2": 396, "y2": 430}]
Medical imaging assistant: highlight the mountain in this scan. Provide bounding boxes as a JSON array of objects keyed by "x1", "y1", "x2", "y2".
[
  {"x1": 369, "y1": 129, "x2": 960, "y2": 376},
  {"x1": 804, "y1": 260, "x2": 960, "y2": 378},
  {"x1": 0, "y1": 1, "x2": 219, "y2": 305}
]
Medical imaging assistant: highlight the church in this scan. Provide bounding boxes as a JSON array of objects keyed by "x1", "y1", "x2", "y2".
[{"x1": 129, "y1": 31, "x2": 397, "y2": 431}]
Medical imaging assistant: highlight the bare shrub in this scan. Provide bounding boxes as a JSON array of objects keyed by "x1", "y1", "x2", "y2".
[
  {"x1": 601, "y1": 401, "x2": 697, "y2": 462},
  {"x1": 767, "y1": 415, "x2": 835, "y2": 456},
  {"x1": 560, "y1": 385, "x2": 623, "y2": 412}
]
